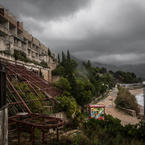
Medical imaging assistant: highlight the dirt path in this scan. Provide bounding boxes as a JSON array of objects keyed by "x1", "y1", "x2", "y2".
[{"x1": 97, "y1": 88, "x2": 140, "y2": 125}]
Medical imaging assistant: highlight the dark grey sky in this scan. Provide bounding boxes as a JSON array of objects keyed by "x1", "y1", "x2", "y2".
[{"x1": 1, "y1": 0, "x2": 145, "y2": 65}]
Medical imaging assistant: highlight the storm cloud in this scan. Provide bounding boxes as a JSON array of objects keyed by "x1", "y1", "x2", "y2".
[{"x1": 1, "y1": 0, "x2": 145, "y2": 65}]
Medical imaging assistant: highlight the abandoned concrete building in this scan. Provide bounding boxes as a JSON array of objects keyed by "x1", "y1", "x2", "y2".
[{"x1": 0, "y1": 4, "x2": 57, "y2": 81}]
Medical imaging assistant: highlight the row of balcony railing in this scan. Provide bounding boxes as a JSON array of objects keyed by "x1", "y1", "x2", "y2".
[{"x1": 0, "y1": 24, "x2": 9, "y2": 34}]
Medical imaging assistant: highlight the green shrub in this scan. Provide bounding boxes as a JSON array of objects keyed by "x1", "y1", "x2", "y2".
[
  {"x1": 82, "y1": 115, "x2": 145, "y2": 145},
  {"x1": 115, "y1": 87, "x2": 139, "y2": 113},
  {"x1": 56, "y1": 95, "x2": 78, "y2": 118},
  {"x1": 52, "y1": 65, "x2": 65, "y2": 76},
  {"x1": 13, "y1": 49, "x2": 29, "y2": 62},
  {"x1": 12, "y1": 81, "x2": 47, "y2": 113},
  {"x1": 48, "y1": 49, "x2": 51, "y2": 56},
  {"x1": 3, "y1": 50, "x2": 11, "y2": 56},
  {"x1": 54, "y1": 77, "x2": 72, "y2": 91}
]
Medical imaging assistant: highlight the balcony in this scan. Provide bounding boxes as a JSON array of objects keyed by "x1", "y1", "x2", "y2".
[
  {"x1": 10, "y1": 31, "x2": 17, "y2": 37},
  {"x1": 0, "y1": 8, "x2": 16, "y2": 26},
  {"x1": 17, "y1": 21, "x2": 23, "y2": 31},
  {"x1": 0, "y1": 24, "x2": 9, "y2": 35},
  {"x1": 17, "y1": 35, "x2": 24, "y2": 42},
  {"x1": 0, "y1": 8, "x2": 4, "y2": 17}
]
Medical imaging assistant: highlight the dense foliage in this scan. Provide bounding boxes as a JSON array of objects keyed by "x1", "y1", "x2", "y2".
[
  {"x1": 82, "y1": 115, "x2": 145, "y2": 145},
  {"x1": 53, "y1": 51, "x2": 94, "y2": 107},
  {"x1": 10, "y1": 81, "x2": 52, "y2": 114},
  {"x1": 115, "y1": 87, "x2": 139, "y2": 113},
  {"x1": 40, "y1": 60, "x2": 48, "y2": 67},
  {"x1": 49, "y1": 115, "x2": 145, "y2": 145},
  {"x1": 53, "y1": 51, "x2": 116, "y2": 108},
  {"x1": 82, "y1": 61, "x2": 116, "y2": 96},
  {"x1": 113, "y1": 70, "x2": 141, "y2": 84},
  {"x1": 13, "y1": 49, "x2": 29, "y2": 62},
  {"x1": 56, "y1": 95, "x2": 78, "y2": 118}
]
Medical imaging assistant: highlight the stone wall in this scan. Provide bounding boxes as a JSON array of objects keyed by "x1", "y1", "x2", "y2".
[
  {"x1": 0, "y1": 106, "x2": 8, "y2": 145},
  {"x1": 41, "y1": 69, "x2": 49, "y2": 81},
  {"x1": 0, "y1": 38, "x2": 6, "y2": 51}
]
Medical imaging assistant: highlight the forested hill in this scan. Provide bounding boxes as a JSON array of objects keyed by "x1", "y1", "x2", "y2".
[
  {"x1": 71, "y1": 55, "x2": 145, "y2": 81},
  {"x1": 52, "y1": 51, "x2": 141, "y2": 109}
]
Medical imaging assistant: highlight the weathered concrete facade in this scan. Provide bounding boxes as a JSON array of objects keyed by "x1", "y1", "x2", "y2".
[
  {"x1": 0, "y1": 106, "x2": 8, "y2": 145},
  {"x1": 0, "y1": 4, "x2": 57, "y2": 79}
]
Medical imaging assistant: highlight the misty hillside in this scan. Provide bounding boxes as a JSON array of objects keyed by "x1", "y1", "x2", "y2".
[{"x1": 72, "y1": 56, "x2": 145, "y2": 81}]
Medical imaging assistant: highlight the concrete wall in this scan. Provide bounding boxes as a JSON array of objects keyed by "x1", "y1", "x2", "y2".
[
  {"x1": 0, "y1": 6, "x2": 58, "y2": 83},
  {"x1": 0, "y1": 39, "x2": 6, "y2": 51},
  {"x1": 41, "y1": 69, "x2": 49, "y2": 81},
  {"x1": 0, "y1": 106, "x2": 8, "y2": 145},
  {"x1": 33, "y1": 37, "x2": 40, "y2": 46},
  {"x1": 49, "y1": 112, "x2": 68, "y2": 123}
]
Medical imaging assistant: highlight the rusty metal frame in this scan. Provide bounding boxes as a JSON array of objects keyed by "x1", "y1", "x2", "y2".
[
  {"x1": 9, "y1": 113, "x2": 64, "y2": 145},
  {"x1": 0, "y1": 59, "x2": 60, "y2": 115},
  {"x1": 0, "y1": 58, "x2": 64, "y2": 145}
]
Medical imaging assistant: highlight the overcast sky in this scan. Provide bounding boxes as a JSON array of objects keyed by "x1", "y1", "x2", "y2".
[{"x1": 1, "y1": 0, "x2": 145, "y2": 65}]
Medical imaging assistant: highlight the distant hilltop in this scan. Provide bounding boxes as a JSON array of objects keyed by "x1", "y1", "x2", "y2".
[{"x1": 72, "y1": 55, "x2": 145, "y2": 81}]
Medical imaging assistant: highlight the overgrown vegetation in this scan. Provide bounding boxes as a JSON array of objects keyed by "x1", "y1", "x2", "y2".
[
  {"x1": 11, "y1": 81, "x2": 52, "y2": 114},
  {"x1": 115, "y1": 87, "x2": 139, "y2": 114},
  {"x1": 113, "y1": 70, "x2": 142, "y2": 84},
  {"x1": 52, "y1": 51, "x2": 117, "y2": 130},
  {"x1": 48, "y1": 48, "x2": 51, "y2": 56},
  {"x1": 56, "y1": 95, "x2": 78, "y2": 118},
  {"x1": 40, "y1": 60, "x2": 48, "y2": 67},
  {"x1": 53, "y1": 51, "x2": 116, "y2": 108},
  {"x1": 13, "y1": 49, "x2": 48, "y2": 68},
  {"x1": 13, "y1": 49, "x2": 29, "y2": 62},
  {"x1": 49, "y1": 115, "x2": 145, "y2": 145},
  {"x1": 82, "y1": 115, "x2": 145, "y2": 145}
]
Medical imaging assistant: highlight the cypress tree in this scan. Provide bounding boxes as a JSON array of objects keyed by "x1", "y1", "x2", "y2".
[
  {"x1": 62, "y1": 51, "x2": 66, "y2": 66},
  {"x1": 67, "y1": 50, "x2": 71, "y2": 61},
  {"x1": 57, "y1": 53, "x2": 60, "y2": 63},
  {"x1": 87, "y1": 60, "x2": 91, "y2": 68}
]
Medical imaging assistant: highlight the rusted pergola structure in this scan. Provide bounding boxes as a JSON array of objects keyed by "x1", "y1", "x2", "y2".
[
  {"x1": 9, "y1": 113, "x2": 64, "y2": 145},
  {"x1": 0, "y1": 58, "x2": 64, "y2": 145}
]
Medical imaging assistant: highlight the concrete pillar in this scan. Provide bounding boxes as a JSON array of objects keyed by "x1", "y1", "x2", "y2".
[
  {"x1": 0, "y1": 64, "x2": 8, "y2": 145},
  {"x1": 48, "y1": 69, "x2": 52, "y2": 82},
  {"x1": 0, "y1": 106, "x2": 8, "y2": 145}
]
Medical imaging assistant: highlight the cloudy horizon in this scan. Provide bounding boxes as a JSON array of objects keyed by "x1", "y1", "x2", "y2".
[{"x1": 1, "y1": 0, "x2": 145, "y2": 65}]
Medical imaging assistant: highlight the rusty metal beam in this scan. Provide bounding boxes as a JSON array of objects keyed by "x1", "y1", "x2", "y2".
[{"x1": 7, "y1": 77, "x2": 32, "y2": 114}]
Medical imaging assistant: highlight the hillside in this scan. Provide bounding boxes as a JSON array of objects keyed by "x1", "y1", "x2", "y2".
[{"x1": 72, "y1": 56, "x2": 145, "y2": 80}]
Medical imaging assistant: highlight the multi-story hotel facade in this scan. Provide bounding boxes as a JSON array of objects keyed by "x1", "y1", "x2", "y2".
[{"x1": 0, "y1": 4, "x2": 56, "y2": 71}]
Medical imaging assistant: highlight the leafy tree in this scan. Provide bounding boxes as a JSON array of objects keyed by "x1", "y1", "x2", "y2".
[
  {"x1": 48, "y1": 49, "x2": 51, "y2": 56},
  {"x1": 54, "y1": 77, "x2": 71, "y2": 92},
  {"x1": 67, "y1": 50, "x2": 71, "y2": 61},
  {"x1": 56, "y1": 95, "x2": 78, "y2": 118},
  {"x1": 74, "y1": 79, "x2": 95, "y2": 106},
  {"x1": 82, "y1": 115, "x2": 145, "y2": 145},
  {"x1": 114, "y1": 71, "x2": 141, "y2": 83},
  {"x1": 61, "y1": 51, "x2": 66, "y2": 66},
  {"x1": 100, "y1": 67, "x2": 107, "y2": 74},
  {"x1": 52, "y1": 65, "x2": 65, "y2": 76},
  {"x1": 115, "y1": 87, "x2": 139, "y2": 113},
  {"x1": 57, "y1": 53, "x2": 60, "y2": 63}
]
